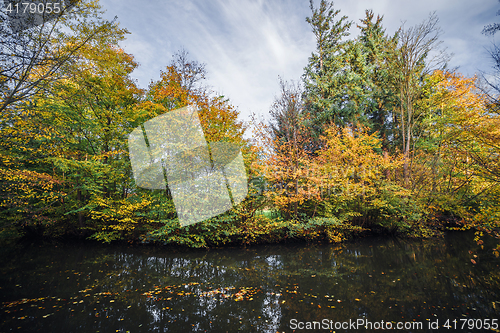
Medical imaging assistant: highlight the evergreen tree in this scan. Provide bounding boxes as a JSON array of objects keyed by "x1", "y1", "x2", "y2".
[
  {"x1": 302, "y1": 0, "x2": 353, "y2": 144},
  {"x1": 356, "y1": 10, "x2": 399, "y2": 150}
]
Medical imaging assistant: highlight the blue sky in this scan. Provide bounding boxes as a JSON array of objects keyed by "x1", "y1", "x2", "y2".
[{"x1": 98, "y1": 0, "x2": 500, "y2": 123}]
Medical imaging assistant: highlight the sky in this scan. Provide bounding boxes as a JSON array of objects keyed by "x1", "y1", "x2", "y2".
[{"x1": 98, "y1": 0, "x2": 500, "y2": 125}]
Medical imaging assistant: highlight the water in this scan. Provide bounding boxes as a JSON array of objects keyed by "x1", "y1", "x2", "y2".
[{"x1": 1, "y1": 231, "x2": 499, "y2": 332}]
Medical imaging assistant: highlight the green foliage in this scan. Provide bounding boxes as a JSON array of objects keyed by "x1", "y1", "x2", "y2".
[
  {"x1": 287, "y1": 217, "x2": 364, "y2": 243},
  {"x1": 1, "y1": 0, "x2": 498, "y2": 251},
  {"x1": 303, "y1": 5, "x2": 398, "y2": 145},
  {"x1": 302, "y1": 0, "x2": 354, "y2": 135},
  {"x1": 141, "y1": 215, "x2": 239, "y2": 248}
]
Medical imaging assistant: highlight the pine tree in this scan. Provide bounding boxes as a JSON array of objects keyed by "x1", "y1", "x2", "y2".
[
  {"x1": 302, "y1": 0, "x2": 353, "y2": 142},
  {"x1": 356, "y1": 10, "x2": 399, "y2": 150}
]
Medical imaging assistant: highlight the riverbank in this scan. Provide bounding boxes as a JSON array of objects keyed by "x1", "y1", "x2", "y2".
[{"x1": 3, "y1": 213, "x2": 474, "y2": 250}]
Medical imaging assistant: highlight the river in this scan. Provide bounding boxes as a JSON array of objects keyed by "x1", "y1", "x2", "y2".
[{"x1": 1, "y1": 231, "x2": 499, "y2": 332}]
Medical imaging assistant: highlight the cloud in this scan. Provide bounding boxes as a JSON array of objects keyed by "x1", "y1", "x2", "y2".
[{"x1": 99, "y1": 0, "x2": 500, "y2": 125}]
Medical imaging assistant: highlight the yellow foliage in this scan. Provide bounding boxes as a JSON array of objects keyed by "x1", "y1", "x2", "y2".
[
  {"x1": 317, "y1": 125, "x2": 403, "y2": 200},
  {"x1": 88, "y1": 196, "x2": 152, "y2": 235}
]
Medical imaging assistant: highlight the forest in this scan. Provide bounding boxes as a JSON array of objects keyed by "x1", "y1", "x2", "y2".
[{"x1": 1, "y1": 0, "x2": 499, "y2": 253}]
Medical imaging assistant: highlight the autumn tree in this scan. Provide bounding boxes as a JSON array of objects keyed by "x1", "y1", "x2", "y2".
[
  {"x1": 145, "y1": 50, "x2": 245, "y2": 145},
  {"x1": 0, "y1": 20, "x2": 144, "y2": 241},
  {"x1": 49, "y1": 42, "x2": 144, "y2": 238},
  {"x1": 258, "y1": 79, "x2": 319, "y2": 219},
  {"x1": 0, "y1": 0, "x2": 124, "y2": 114},
  {"x1": 314, "y1": 125, "x2": 405, "y2": 228},
  {"x1": 420, "y1": 70, "x2": 500, "y2": 228},
  {"x1": 136, "y1": 50, "x2": 258, "y2": 237}
]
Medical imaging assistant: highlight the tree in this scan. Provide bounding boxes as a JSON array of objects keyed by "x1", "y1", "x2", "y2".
[
  {"x1": 0, "y1": 0, "x2": 125, "y2": 114},
  {"x1": 481, "y1": 1, "x2": 500, "y2": 112},
  {"x1": 0, "y1": 1, "x2": 138, "y2": 239},
  {"x1": 482, "y1": 0, "x2": 500, "y2": 36},
  {"x1": 302, "y1": 0, "x2": 354, "y2": 139},
  {"x1": 269, "y1": 79, "x2": 303, "y2": 144},
  {"x1": 315, "y1": 124, "x2": 404, "y2": 227},
  {"x1": 262, "y1": 78, "x2": 317, "y2": 218},
  {"x1": 138, "y1": 51, "x2": 254, "y2": 233},
  {"x1": 145, "y1": 50, "x2": 246, "y2": 145},
  {"x1": 417, "y1": 70, "x2": 500, "y2": 243},
  {"x1": 304, "y1": 0, "x2": 351, "y2": 73},
  {"x1": 0, "y1": 32, "x2": 145, "y2": 240},
  {"x1": 356, "y1": 10, "x2": 399, "y2": 150},
  {"x1": 391, "y1": 12, "x2": 448, "y2": 184},
  {"x1": 254, "y1": 116, "x2": 319, "y2": 220},
  {"x1": 50, "y1": 41, "x2": 144, "y2": 233}
]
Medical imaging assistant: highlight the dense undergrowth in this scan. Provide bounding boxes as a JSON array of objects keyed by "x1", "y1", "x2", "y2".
[{"x1": 1, "y1": 0, "x2": 499, "y2": 254}]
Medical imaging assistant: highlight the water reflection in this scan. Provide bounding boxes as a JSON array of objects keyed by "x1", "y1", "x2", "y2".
[{"x1": 1, "y1": 232, "x2": 499, "y2": 332}]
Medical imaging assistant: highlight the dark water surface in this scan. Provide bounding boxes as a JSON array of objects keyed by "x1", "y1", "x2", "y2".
[{"x1": 1, "y1": 232, "x2": 499, "y2": 332}]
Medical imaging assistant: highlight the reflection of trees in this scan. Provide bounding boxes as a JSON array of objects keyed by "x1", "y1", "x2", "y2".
[{"x1": 0, "y1": 232, "x2": 499, "y2": 332}]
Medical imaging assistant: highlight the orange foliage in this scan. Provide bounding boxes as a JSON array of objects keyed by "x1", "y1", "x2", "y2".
[{"x1": 144, "y1": 62, "x2": 246, "y2": 145}]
